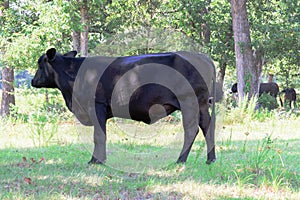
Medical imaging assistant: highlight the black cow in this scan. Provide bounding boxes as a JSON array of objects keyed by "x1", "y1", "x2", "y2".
[
  {"x1": 32, "y1": 48, "x2": 216, "y2": 165},
  {"x1": 280, "y1": 88, "x2": 297, "y2": 108},
  {"x1": 231, "y1": 82, "x2": 279, "y2": 97}
]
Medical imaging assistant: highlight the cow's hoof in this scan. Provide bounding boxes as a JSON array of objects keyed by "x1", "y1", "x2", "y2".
[
  {"x1": 206, "y1": 158, "x2": 216, "y2": 165},
  {"x1": 88, "y1": 156, "x2": 104, "y2": 165}
]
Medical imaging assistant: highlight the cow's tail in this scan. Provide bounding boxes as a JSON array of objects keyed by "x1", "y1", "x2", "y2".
[{"x1": 210, "y1": 62, "x2": 216, "y2": 142}]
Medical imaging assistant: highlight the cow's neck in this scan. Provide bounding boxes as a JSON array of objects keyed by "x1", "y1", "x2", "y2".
[
  {"x1": 56, "y1": 57, "x2": 85, "y2": 112},
  {"x1": 59, "y1": 81, "x2": 74, "y2": 112}
]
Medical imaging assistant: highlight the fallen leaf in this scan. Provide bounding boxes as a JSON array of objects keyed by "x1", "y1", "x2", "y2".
[
  {"x1": 24, "y1": 177, "x2": 32, "y2": 184},
  {"x1": 244, "y1": 132, "x2": 250, "y2": 136},
  {"x1": 39, "y1": 157, "x2": 45, "y2": 163},
  {"x1": 106, "y1": 174, "x2": 112, "y2": 179},
  {"x1": 30, "y1": 158, "x2": 36, "y2": 163},
  {"x1": 22, "y1": 157, "x2": 27, "y2": 162},
  {"x1": 276, "y1": 148, "x2": 283, "y2": 154}
]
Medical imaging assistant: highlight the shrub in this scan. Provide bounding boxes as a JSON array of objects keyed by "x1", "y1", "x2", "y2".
[
  {"x1": 257, "y1": 93, "x2": 279, "y2": 110},
  {"x1": 28, "y1": 109, "x2": 58, "y2": 147},
  {"x1": 224, "y1": 95, "x2": 257, "y2": 124}
]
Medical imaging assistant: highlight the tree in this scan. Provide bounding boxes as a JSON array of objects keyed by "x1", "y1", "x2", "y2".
[
  {"x1": 67, "y1": 0, "x2": 112, "y2": 56},
  {"x1": 247, "y1": 0, "x2": 300, "y2": 88},
  {"x1": 230, "y1": 0, "x2": 259, "y2": 99},
  {"x1": 208, "y1": 0, "x2": 234, "y2": 87},
  {"x1": 79, "y1": 0, "x2": 89, "y2": 56},
  {"x1": 1, "y1": 0, "x2": 72, "y2": 116},
  {"x1": 1, "y1": 0, "x2": 15, "y2": 117}
]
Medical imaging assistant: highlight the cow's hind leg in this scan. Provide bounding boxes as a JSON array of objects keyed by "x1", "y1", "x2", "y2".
[
  {"x1": 199, "y1": 106, "x2": 216, "y2": 164},
  {"x1": 176, "y1": 110, "x2": 199, "y2": 163}
]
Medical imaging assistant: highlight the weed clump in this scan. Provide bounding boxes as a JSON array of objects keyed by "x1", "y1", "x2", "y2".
[{"x1": 257, "y1": 93, "x2": 279, "y2": 110}]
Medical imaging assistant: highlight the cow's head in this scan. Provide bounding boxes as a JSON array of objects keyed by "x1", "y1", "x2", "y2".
[
  {"x1": 31, "y1": 48, "x2": 77, "y2": 88},
  {"x1": 231, "y1": 83, "x2": 238, "y2": 93}
]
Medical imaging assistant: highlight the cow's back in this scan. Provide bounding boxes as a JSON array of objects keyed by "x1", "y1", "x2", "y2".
[
  {"x1": 259, "y1": 83, "x2": 279, "y2": 97},
  {"x1": 99, "y1": 52, "x2": 214, "y2": 101}
]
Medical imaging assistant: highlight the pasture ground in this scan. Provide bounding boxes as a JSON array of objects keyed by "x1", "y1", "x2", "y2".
[{"x1": 0, "y1": 115, "x2": 299, "y2": 199}]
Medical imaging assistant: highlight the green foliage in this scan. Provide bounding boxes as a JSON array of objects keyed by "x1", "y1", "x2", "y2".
[
  {"x1": 244, "y1": 73, "x2": 252, "y2": 94},
  {"x1": 257, "y1": 93, "x2": 279, "y2": 110},
  {"x1": 28, "y1": 109, "x2": 58, "y2": 147},
  {"x1": 168, "y1": 110, "x2": 181, "y2": 122},
  {"x1": 248, "y1": 0, "x2": 300, "y2": 85},
  {"x1": 224, "y1": 93, "x2": 283, "y2": 124},
  {"x1": 3, "y1": 87, "x2": 71, "y2": 146},
  {"x1": 231, "y1": 134, "x2": 289, "y2": 190},
  {"x1": 0, "y1": 0, "x2": 71, "y2": 70},
  {"x1": 225, "y1": 95, "x2": 258, "y2": 124},
  {"x1": 252, "y1": 108, "x2": 275, "y2": 122},
  {"x1": 1, "y1": 0, "x2": 298, "y2": 89}
]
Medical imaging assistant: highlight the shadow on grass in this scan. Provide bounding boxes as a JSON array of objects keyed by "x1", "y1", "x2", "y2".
[{"x1": 0, "y1": 137, "x2": 299, "y2": 199}]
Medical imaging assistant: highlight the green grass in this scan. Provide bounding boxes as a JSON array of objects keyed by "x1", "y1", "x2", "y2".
[
  {"x1": 1, "y1": 117, "x2": 300, "y2": 200},
  {"x1": 0, "y1": 88, "x2": 299, "y2": 199}
]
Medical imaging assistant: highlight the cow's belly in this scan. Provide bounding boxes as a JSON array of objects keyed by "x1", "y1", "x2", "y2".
[
  {"x1": 129, "y1": 103, "x2": 178, "y2": 124},
  {"x1": 111, "y1": 84, "x2": 179, "y2": 124}
]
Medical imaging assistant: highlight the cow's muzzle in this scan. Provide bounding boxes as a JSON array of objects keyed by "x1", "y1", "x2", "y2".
[{"x1": 31, "y1": 79, "x2": 41, "y2": 88}]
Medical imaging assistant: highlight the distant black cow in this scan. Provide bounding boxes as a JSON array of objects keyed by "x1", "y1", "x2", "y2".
[
  {"x1": 31, "y1": 48, "x2": 217, "y2": 165},
  {"x1": 280, "y1": 88, "x2": 297, "y2": 108},
  {"x1": 231, "y1": 82, "x2": 279, "y2": 97}
]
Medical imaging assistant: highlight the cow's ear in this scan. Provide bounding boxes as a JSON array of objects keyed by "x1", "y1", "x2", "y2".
[
  {"x1": 46, "y1": 48, "x2": 56, "y2": 61},
  {"x1": 63, "y1": 51, "x2": 77, "y2": 58}
]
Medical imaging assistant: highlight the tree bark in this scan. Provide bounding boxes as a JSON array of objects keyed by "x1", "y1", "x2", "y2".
[
  {"x1": 0, "y1": 1, "x2": 15, "y2": 117},
  {"x1": 268, "y1": 73, "x2": 274, "y2": 83},
  {"x1": 217, "y1": 61, "x2": 226, "y2": 86},
  {"x1": 201, "y1": 0, "x2": 211, "y2": 44},
  {"x1": 1, "y1": 67, "x2": 15, "y2": 117},
  {"x1": 230, "y1": 0, "x2": 259, "y2": 99},
  {"x1": 80, "y1": 0, "x2": 89, "y2": 57},
  {"x1": 72, "y1": 30, "x2": 81, "y2": 53}
]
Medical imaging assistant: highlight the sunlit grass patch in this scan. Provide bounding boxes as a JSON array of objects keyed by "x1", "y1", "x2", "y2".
[{"x1": 1, "y1": 93, "x2": 300, "y2": 199}]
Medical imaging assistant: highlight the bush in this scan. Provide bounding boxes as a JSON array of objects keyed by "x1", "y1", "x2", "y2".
[
  {"x1": 224, "y1": 95, "x2": 257, "y2": 124},
  {"x1": 5, "y1": 87, "x2": 72, "y2": 125},
  {"x1": 28, "y1": 109, "x2": 58, "y2": 147},
  {"x1": 258, "y1": 93, "x2": 279, "y2": 110}
]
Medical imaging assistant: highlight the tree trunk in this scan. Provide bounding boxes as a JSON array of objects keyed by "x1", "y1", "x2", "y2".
[
  {"x1": 0, "y1": 1, "x2": 15, "y2": 117},
  {"x1": 80, "y1": 0, "x2": 89, "y2": 57},
  {"x1": 72, "y1": 30, "x2": 81, "y2": 53},
  {"x1": 253, "y1": 48, "x2": 264, "y2": 82},
  {"x1": 1, "y1": 67, "x2": 15, "y2": 117},
  {"x1": 230, "y1": 0, "x2": 259, "y2": 99},
  {"x1": 268, "y1": 73, "x2": 274, "y2": 83},
  {"x1": 203, "y1": 0, "x2": 211, "y2": 44},
  {"x1": 217, "y1": 61, "x2": 226, "y2": 86}
]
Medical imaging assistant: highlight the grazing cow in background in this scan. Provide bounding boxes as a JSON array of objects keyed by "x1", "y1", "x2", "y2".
[
  {"x1": 31, "y1": 48, "x2": 217, "y2": 165},
  {"x1": 231, "y1": 82, "x2": 279, "y2": 98},
  {"x1": 280, "y1": 88, "x2": 297, "y2": 108}
]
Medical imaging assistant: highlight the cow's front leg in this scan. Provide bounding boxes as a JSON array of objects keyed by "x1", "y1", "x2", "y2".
[{"x1": 88, "y1": 104, "x2": 107, "y2": 164}]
